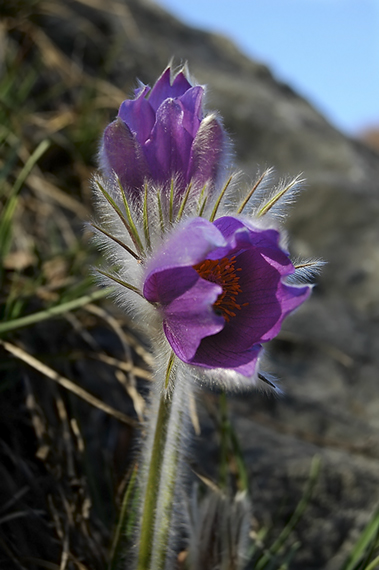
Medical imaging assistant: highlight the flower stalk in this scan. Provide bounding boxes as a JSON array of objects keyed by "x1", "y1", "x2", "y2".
[
  {"x1": 137, "y1": 356, "x2": 188, "y2": 570},
  {"x1": 137, "y1": 382, "x2": 172, "y2": 570}
]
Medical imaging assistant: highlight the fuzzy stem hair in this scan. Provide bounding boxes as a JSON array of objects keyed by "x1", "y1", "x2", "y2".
[{"x1": 136, "y1": 356, "x2": 190, "y2": 570}]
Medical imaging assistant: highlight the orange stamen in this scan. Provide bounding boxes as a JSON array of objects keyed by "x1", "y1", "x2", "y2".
[{"x1": 193, "y1": 255, "x2": 247, "y2": 322}]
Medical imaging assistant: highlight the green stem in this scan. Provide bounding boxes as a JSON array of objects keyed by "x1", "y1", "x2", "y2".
[
  {"x1": 136, "y1": 390, "x2": 172, "y2": 570},
  {"x1": 152, "y1": 405, "x2": 183, "y2": 569},
  {"x1": 219, "y1": 391, "x2": 229, "y2": 490}
]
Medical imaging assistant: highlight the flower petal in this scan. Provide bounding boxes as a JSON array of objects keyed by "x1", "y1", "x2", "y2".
[
  {"x1": 163, "y1": 277, "x2": 224, "y2": 361},
  {"x1": 101, "y1": 118, "x2": 148, "y2": 192},
  {"x1": 148, "y1": 68, "x2": 192, "y2": 111},
  {"x1": 178, "y1": 86, "x2": 203, "y2": 136},
  {"x1": 143, "y1": 98, "x2": 194, "y2": 186},
  {"x1": 187, "y1": 115, "x2": 225, "y2": 188},
  {"x1": 260, "y1": 281, "x2": 311, "y2": 341},
  {"x1": 118, "y1": 85, "x2": 155, "y2": 145},
  {"x1": 191, "y1": 340, "x2": 262, "y2": 376},
  {"x1": 144, "y1": 266, "x2": 199, "y2": 305},
  {"x1": 143, "y1": 218, "x2": 227, "y2": 282}
]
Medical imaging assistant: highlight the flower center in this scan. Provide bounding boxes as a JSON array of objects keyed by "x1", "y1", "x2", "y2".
[{"x1": 193, "y1": 256, "x2": 246, "y2": 322}]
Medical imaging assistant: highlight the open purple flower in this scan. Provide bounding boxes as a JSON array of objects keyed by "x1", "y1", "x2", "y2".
[
  {"x1": 143, "y1": 216, "x2": 311, "y2": 377},
  {"x1": 100, "y1": 67, "x2": 225, "y2": 197}
]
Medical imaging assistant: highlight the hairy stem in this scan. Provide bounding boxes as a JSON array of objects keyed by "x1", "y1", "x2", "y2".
[
  {"x1": 151, "y1": 381, "x2": 186, "y2": 569},
  {"x1": 137, "y1": 389, "x2": 172, "y2": 570},
  {"x1": 136, "y1": 360, "x2": 188, "y2": 570}
]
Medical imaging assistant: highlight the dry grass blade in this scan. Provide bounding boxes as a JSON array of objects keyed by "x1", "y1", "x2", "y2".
[
  {"x1": 85, "y1": 303, "x2": 147, "y2": 419},
  {"x1": 0, "y1": 534, "x2": 28, "y2": 570},
  {"x1": 87, "y1": 304, "x2": 145, "y2": 412},
  {"x1": 68, "y1": 554, "x2": 91, "y2": 570},
  {"x1": 22, "y1": 558, "x2": 60, "y2": 570},
  {"x1": 85, "y1": 303, "x2": 133, "y2": 362},
  {"x1": 16, "y1": 19, "x2": 125, "y2": 104},
  {"x1": 27, "y1": 173, "x2": 89, "y2": 218},
  {"x1": 115, "y1": 369, "x2": 145, "y2": 422},
  {"x1": 0, "y1": 339, "x2": 138, "y2": 427},
  {"x1": 83, "y1": 351, "x2": 152, "y2": 381}
]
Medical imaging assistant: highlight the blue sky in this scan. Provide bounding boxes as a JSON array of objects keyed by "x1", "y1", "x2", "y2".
[{"x1": 157, "y1": 0, "x2": 379, "y2": 135}]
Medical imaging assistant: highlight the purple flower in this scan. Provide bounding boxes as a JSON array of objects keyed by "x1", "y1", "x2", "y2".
[
  {"x1": 100, "y1": 67, "x2": 225, "y2": 197},
  {"x1": 143, "y1": 216, "x2": 311, "y2": 377}
]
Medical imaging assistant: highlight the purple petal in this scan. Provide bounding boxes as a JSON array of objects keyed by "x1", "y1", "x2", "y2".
[
  {"x1": 187, "y1": 115, "x2": 225, "y2": 187},
  {"x1": 191, "y1": 341, "x2": 262, "y2": 376},
  {"x1": 144, "y1": 266, "x2": 198, "y2": 305},
  {"x1": 211, "y1": 248, "x2": 284, "y2": 351},
  {"x1": 214, "y1": 217, "x2": 294, "y2": 272},
  {"x1": 260, "y1": 281, "x2": 311, "y2": 341},
  {"x1": 148, "y1": 68, "x2": 192, "y2": 111},
  {"x1": 213, "y1": 216, "x2": 245, "y2": 239},
  {"x1": 143, "y1": 98, "x2": 195, "y2": 185},
  {"x1": 215, "y1": 217, "x2": 282, "y2": 252},
  {"x1": 178, "y1": 86, "x2": 203, "y2": 136},
  {"x1": 144, "y1": 218, "x2": 227, "y2": 280},
  {"x1": 163, "y1": 278, "x2": 224, "y2": 361},
  {"x1": 188, "y1": 234, "x2": 311, "y2": 371},
  {"x1": 171, "y1": 70, "x2": 193, "y2": 97},
  {"x1": 118, "y1": 85, "x2": 155, "y2": 145},
  {"x1": 101, "y1": 118, "x2": 148, "y2": 191},
  {"x1": 133, "y1": 83, "x2": 150, "y2": 98}
]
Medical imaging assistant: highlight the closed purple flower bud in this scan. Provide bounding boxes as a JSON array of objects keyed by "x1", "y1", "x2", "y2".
[
  {"x1": 143, "y1": 216, "x2": 311, "y2": 377},
  {"x1": 100, "y1": 67, "x2": 226, "y2": 197}
]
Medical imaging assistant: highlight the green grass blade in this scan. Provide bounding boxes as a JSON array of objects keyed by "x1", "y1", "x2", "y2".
[
  {"x1": 255, "y1": 456, "x2": 321, "y2": 570},
  {"x1": 228, "y1": 421, "x2": 249, "y2": 493},
  {"x1": 219, "y1": 391, "x2": 229, "y2": 490},
  {"x1": 218, "y1": 391, "x2": 249, "y2": 493},
  {"x1": 109, "y1": 465, "x2": 139, "y2": 570},
  {"x1": 340, "y1": 507, "x2": 379, "y2": 570},
  {"x1": 0, "y1": 139, "x2": 50, "y2": 259},
  {"x1": 365, "y1": 554, "x2": 379, "y2": 570},
  {"x1": 276, "y1": 541, "x2": 301, "y2": 570},
  {"x1": 0, "y1": 288, "x2": 113, "y2": 335}
]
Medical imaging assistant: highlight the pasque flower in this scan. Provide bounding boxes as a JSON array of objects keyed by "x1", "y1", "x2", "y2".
[
  {"x1": 93, "y1": 64, "x2": 318, "y2": 386},
  {"x1": 92, "y1": 64, "x2": 319, "y2": 570},
  {"x1": 100, "y1": 67, "x2": 225, "y2": 197},
  {"x1": 143, "y1": 216, "x2": 310, "y2": 376}
]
